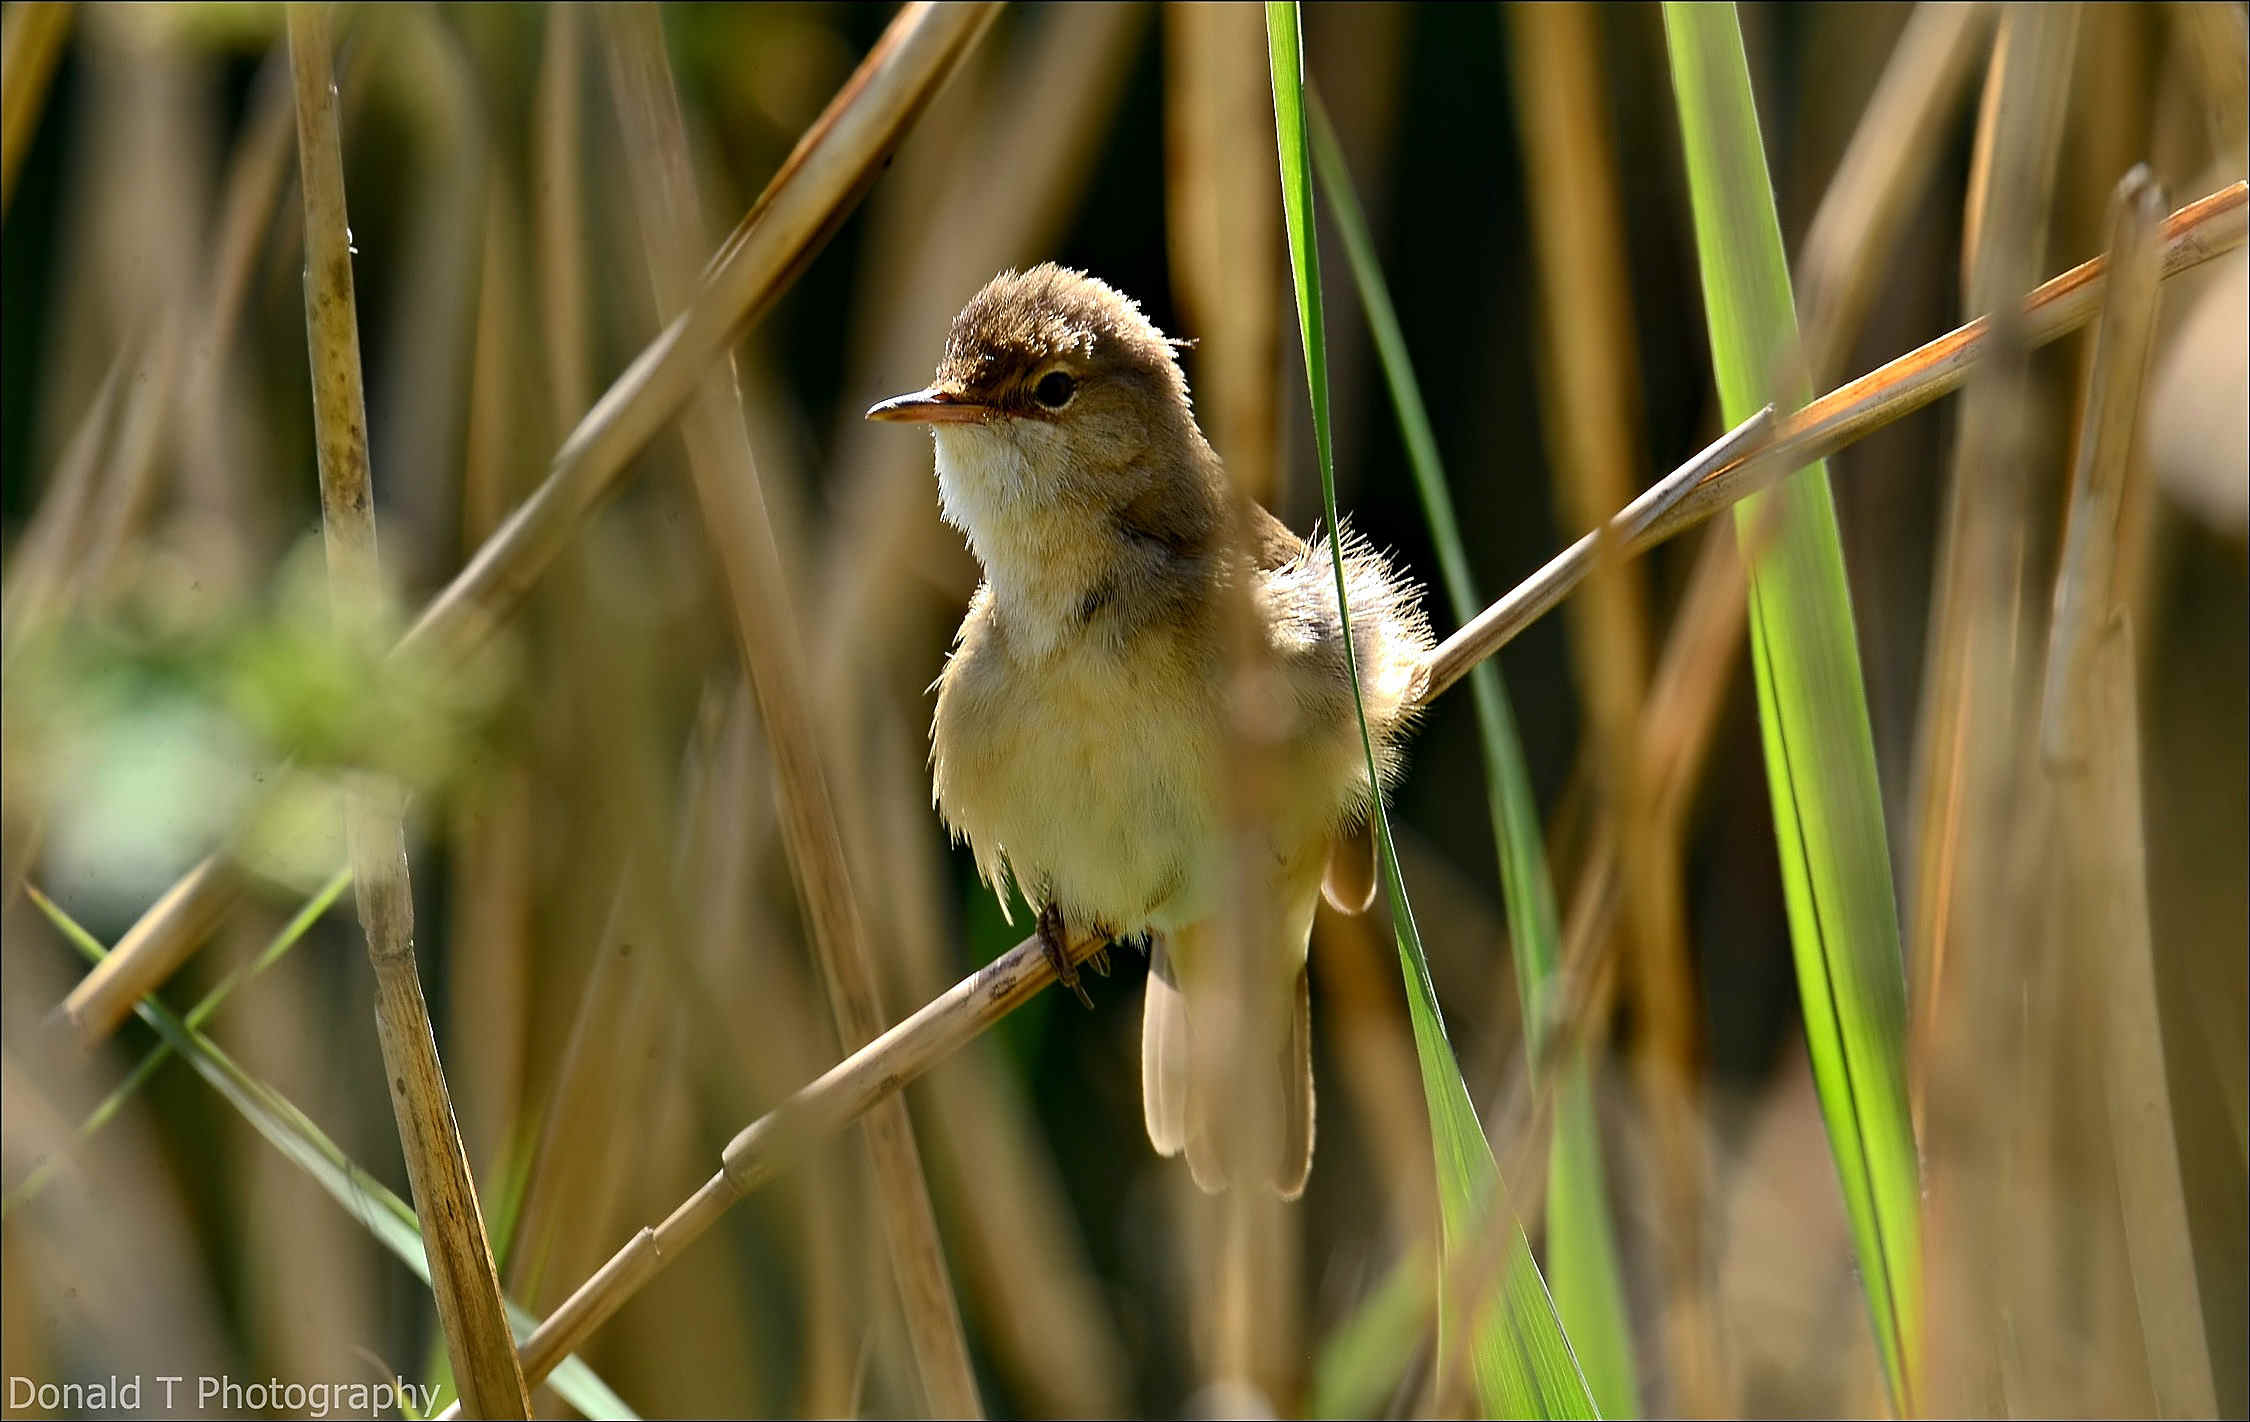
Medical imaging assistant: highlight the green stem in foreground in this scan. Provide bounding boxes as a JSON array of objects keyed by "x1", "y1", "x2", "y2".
[
  {"x1": 1664, "y1": 6, "x2": 1921, "y2": 1411},
  {"x1": 1268, "y1": 6, "x2": 1596, "y2": 1417},
  {"x1": 1309, "y1": 93, "x2": 1641, "y2": 1419}
]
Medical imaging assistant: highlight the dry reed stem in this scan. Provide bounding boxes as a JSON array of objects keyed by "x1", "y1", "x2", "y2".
[
  {"x1": 1913, "y1": 11, "x2": 2081, "y2": 1408},
  {"x1": 1429, "y1": 504, "x2": 1788, "y2": 1417},
  {"x1": 0, "y1": 0, "x2": 71, "y2": 214},
  {"x1": 777, "y1": 37, "x2": 1148, "y2": 1403},
  {"x1": 2039, "y1": 169, "x2": 2217, "y2": 1418},
  {"x1": 854, "y1": 702, "x2": 1130, "y2": 1414},
  {"x1": 535, "y1": 3, "x2": 592, "y2": 431},
  {"x1": 48, "y1": 0, "x2": 1001, "y2": 1055},
  {"x1": 678, "y1": 688, "x2": 861, "y2": 1416},
  {"x1": 474, "y1": 190, "x2": 2250, "y2": 1387},
  {"x1": 599, "y1": 7, "x2": 981, "y2": 1411},
  {"x1": 41, "y1": 42, "x2": 299, "y2": 1026},
  {"x1": 1, "y1": 346, "x2": 126, "y2": 667},
  {"x1": 1794, "y1": 2, "x2": 1994, "y2": 389},
  {"x1": 1505, "y1": 7, "x2": 1707, "y2": 1409},
  {"x1": 1422, "y1": 404, "x2": 1774, "y2": 701},
  {"x1": 177, "y1": 47, "x2": 297, "y2": 573},
  {"x1": 784, "y1": 45, "x2": 1158, "y2": 1377},
  {"x1": 1910, "y1": 0, "x2": 2076, "y2": 1051},
  {"x1": 447, "y1": 184, "x2": 538, "y2": 1188},
  {"x1": 404, "y1": 0, "x2": 999, "y2": 666},
  {"x1": 52, "y1": 852, "x2": 244, "y2": 1051},
  {"x1": 1166, "y1": 1, "x2": 1283, "y2": 508},
  {"x1": 471, "y1": 928, "x2": 1112, "y2": 1401},
  {"x1": 285, "y1": 8, "x2": 528, "y2": 1416},
  {"x1": 2044, "y1": 170, "x2": 2166, "y2": 766},
  {"x1": 1358, "y1": 515, "x2": 1769, "y2": 1418}
]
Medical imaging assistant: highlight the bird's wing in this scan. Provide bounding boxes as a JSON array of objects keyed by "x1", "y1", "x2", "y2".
[{"x1": 1247, "y1": 500, "x2": 1305, "y2": 572}]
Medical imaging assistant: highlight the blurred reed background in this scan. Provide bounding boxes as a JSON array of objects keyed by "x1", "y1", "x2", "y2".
[{"x1": 2, "y1": 2, "x2": 2243, "y2": 1417}]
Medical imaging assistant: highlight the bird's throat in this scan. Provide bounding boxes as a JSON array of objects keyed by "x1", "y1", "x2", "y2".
[{"x1": 934, "y1": 428, "x2": 1118, "y2": 659}]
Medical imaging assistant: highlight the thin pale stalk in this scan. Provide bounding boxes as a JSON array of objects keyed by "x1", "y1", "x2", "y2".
[
  {"x1": 1503, "y1": 7, "x2": 1692, "y2": 1411},
  {"x1": 0, "y1": 348, "x2": 126, "y2": 664},
  {"x1": 176, "y1": 45, "x2": 297, "y2": 577},
  {"x1": 1169, "y1": 13, "x2": 1309, "y2": 1399},
  {"x1": 1166, "y1": 1, "x2": 1282, "y2": 507},
  {"x1": 359, "y1": 6, "x2": 485, "y2": 593},
  {"x1": 447, "y1": 183, "x2": 537, "y2": 1189},
  {"x1": 47, "y1": 0, "x2": 1002, "y2": 1056},
  {"x1": 1912, "y1": 8, "x2": 2081, "y2": 1410},
  {"x1": 25, "y1": 44, "x2": 293, "y2": 957},
  {"x1": 682, "y1": 688, "x2": 862, "y2": 1417},
  {"x1": 2040, "y1": 169, "x2": 2216, "y2": 1419},
  {"x1": 1910, "y1": 1, "x2": 2078, "y2": 1080},
  {"x1": 599, "y1": 8, "x2": 979, "y2": 1410},
  {"x1": 536, "y1": 3, "x2": 591, "y2": 431},
  {"x1": 286, "y1": 8, "x2": 528, "y2": 1415},
  {"x1": 1794, "y1": 3, "x2": 1995, "y2": 388},
  {"x1": 507, "y1": 869, "x2": 658, "y2": 1311}
]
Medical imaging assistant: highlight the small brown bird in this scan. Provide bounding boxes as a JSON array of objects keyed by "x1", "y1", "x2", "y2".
[{"x1": 869, "y1": 264, "x2": 1432, "y2": 1198}]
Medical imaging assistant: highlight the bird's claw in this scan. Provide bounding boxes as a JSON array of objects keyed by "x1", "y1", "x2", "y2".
[{"x1": 1037, "y1": 902, "x2": 1094, "y2": 1009}]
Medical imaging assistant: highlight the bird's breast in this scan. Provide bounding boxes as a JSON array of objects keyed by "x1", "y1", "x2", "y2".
[{"x1": 932, "y1": 612, "x2": 1225, "y2": 932}]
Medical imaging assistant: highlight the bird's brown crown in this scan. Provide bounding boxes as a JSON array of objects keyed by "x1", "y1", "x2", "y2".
[{"x1": 936, "y1": 263, "x2": 1190, "y2": 407}]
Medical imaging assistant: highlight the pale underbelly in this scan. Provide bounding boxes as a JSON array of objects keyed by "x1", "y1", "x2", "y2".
[{"x1": 945, "y1": 690, "x2": 1223, "y2": 934}]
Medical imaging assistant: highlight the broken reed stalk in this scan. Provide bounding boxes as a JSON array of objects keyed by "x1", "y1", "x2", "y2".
[
  {"x1": 2037, "y1": 168, "x2": 2218, "y2": 1419},
  {"x1": 50, "y1": 0, "x2": 1004, "y2": 1055},
  {"x1": 474, "y1": 180, "x2": 2249, "y2": 1400},
  {"x1": 600, "y1": 6, "x2": 981, "y2": 1412},
  {"x1": 284, "y1": 8, "x2": 529, "y2": 1418}
]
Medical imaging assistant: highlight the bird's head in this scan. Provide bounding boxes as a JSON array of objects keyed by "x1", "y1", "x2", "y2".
[{"x1": 868, "y1": 264, "x2": 1212, "y2": 552}]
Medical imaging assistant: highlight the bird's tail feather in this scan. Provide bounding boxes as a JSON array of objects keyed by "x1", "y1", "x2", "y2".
[{"x1": 1141, "y1": 931, "x2": 1315, "y2": 1200}]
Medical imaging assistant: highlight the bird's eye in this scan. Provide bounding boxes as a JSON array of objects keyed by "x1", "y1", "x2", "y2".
[{"x1": 1033, "y1": 370, "x2": 1077, "y2": 409}]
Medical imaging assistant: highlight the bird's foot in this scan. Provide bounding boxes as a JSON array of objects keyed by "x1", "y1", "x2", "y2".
[
  {"x1": 1084, "y1": 924, "x2": 1116, "y2": 979},
  {"x1": 1038, "y1": 902, "x2": 1094, "y2": 1009}
]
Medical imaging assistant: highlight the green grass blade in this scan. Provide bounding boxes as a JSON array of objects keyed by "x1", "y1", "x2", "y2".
[
  {"x1": 1308, "y1": 97, "x2": 1640, "y2": 1419},
  {"x1": 1307, "y1": 1246, "x2": 1434, "y2": 1418},
  {"x1": 3, "y1": 868, "x2": 353, "y2": 1219},
  {"x1": 25, "y1": 888, "x2": 639, "y2": 1421},
  {"x1": 1267, "y1": 8, "x2": 1596, "y2": 1417},
  {"x1": 1661, "y1": 6, "x2": 1922, "y2": 1411}
]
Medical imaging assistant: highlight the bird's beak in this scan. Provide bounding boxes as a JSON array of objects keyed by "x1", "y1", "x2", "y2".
[{"x1": 865, "y1": 387, "x2": 991, "y2": 424}]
